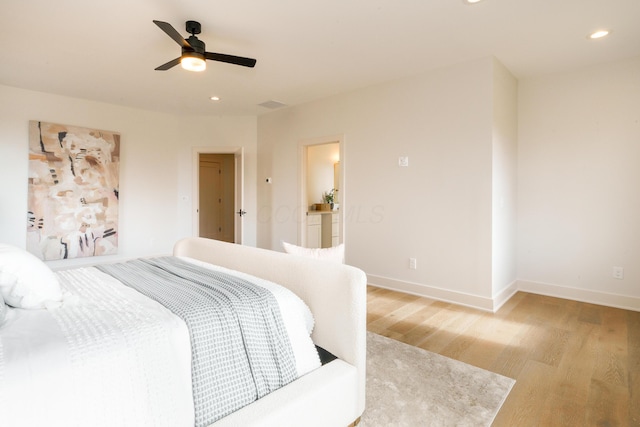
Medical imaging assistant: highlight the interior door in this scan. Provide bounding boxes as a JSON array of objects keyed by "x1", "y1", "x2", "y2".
[{"x1": 199, "y1": 153, "x2": 235, "y2": 243}]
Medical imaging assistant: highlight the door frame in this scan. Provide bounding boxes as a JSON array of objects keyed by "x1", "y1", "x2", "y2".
[
  {"x1": 192, "y1": 146, "x2": 244, "y2": 244},
  {"x1": 298, "y1": 134, "x2": 345, "y2": 247}
]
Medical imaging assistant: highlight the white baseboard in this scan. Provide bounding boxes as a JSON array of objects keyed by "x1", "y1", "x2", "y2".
[
  {"x1": 517, "y1": 280, "x2": 640, "y2": 312},
  {"x1": 367, "y1": 274, "x2": 640, "y2": 313},
  {"x1": 492, "y1": 281, "x2": 519, "y2": 312},
  {"x1": 367, "y1": 274, "x2": 498, "y2": 312}
]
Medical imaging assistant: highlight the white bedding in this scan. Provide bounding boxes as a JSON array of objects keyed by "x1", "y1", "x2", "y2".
[{"x1": 0, "y1": 259, "x2": 320, "y2": 427}]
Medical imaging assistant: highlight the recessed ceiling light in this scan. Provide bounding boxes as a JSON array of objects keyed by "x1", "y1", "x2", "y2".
[
  {"x1": 588, "y1": 30, "x2": 610, "y2": 39},
  {"x1": 210, "y1": 96, "x2": 220, "y2": 101},
  {"x1": 464, "y1": 0, "x2": 483, "y2": 4}
]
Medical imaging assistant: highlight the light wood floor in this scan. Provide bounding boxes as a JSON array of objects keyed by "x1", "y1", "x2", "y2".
[{"x1": 366, "y1": 286, "x2": 640, "y2": 427}]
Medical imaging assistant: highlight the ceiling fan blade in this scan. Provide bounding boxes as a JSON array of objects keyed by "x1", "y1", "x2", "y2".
[
  {"x1": 153, "y1": 20, "x2": 191, "y2": 48},
  {"x1": 205, "y1": 52, "x2": 257, "y2": 68},
  {"x1": 155, "y1": 57, "x2": 181, "y2": 71}
]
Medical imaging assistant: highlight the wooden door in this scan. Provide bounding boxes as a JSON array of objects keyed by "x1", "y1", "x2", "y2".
[{"x1": 199, "y1": 154, "x2": 235, "y2": 243}]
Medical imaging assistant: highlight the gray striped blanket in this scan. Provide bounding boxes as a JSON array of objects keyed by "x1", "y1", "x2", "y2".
[{"x1": 97, "y1": 256, "x2": 297, "y2": 427}]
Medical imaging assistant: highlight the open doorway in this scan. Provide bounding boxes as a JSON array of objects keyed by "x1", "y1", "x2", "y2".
[
  {"x1": 299, "y1": 135, "x2": 344, "y2": 248},
  {"x1": 193, "y1": 147, "x2": 244, "y2": 244}
]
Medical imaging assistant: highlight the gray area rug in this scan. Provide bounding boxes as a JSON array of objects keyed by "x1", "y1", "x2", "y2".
[{"x1": 360, "y1": 332, "x2": 515, "y2": 427}]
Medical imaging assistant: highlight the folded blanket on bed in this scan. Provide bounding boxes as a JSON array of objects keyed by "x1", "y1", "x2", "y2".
[{"x1": 97, "y1": 256, "x2": 298, "y2": 427}]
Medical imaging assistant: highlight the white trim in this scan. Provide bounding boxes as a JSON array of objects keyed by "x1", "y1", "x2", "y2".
[
  {"x1": 517, "y1": 280, "x2": 640, "y2": 312},
  {"x1": 191, "y1": 146, "x2": 244, "y2": 244},
  {"x1": 367, "y1": 274, "x2": 496, "y2": 312},
  {"x1": 367, "y1": 274, "x2": 640, "y2": 313},
  {"x1": 491, "y1": 281, "x2": 519, "y2": 312}
]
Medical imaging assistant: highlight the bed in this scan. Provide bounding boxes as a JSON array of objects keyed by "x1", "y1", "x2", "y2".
[{"x1": 0, "y1": 237, "x2": 367, "y2": 427}]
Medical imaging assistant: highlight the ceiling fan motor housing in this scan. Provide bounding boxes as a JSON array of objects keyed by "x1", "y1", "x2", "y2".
[{"x1": 184, "y1": 36, "x2": 205, "y2": 55}]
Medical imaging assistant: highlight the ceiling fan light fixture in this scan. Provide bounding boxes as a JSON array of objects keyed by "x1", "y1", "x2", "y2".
[
  {"x1": 588, "y1": 29, "x2": 610, "y2": 40},
  {"x1": 181, "y1": 53, "x2": 206, "y2": 72}
]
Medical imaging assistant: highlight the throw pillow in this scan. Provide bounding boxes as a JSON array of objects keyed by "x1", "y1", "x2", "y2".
[
  {"x1": 282, "y1": 241, "x2": 345, "y2": 264},
  {"x1": 0, "y1": 244, "x2": 63, "y2": 309}
]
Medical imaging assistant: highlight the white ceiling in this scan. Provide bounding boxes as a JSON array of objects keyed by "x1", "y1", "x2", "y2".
[{"x1": 1, "y1": 0, "x2": 639, "y2": 116}]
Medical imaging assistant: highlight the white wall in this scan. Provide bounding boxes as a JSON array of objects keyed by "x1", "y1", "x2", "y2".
[
  {"x1": 491, "y1": 59, "x2": 519, "y2": 303},
  {"x1": 518, "y1": 57, "x2": 640, "y2": 309},
  {"x1": 258, "y1": 58, "x2": 502, "y2": 308},
  {"x1": 0, "y1": 85, "x2": 257, "y2": 269},
  {"x1": 5, "y1": 56, "x2": 635, "y2": 311},
  {"x1": 259, "y1": 55, "x2": 639, "y2": 311}
]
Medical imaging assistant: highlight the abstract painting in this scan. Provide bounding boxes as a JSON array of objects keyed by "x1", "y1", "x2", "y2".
[{"x1": 27, "y1": 121, "x2": 120, "y2": 260}]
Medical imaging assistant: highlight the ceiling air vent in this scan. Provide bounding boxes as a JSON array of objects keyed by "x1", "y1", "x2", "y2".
[{"x1": 258, "y1": 100, "x2": 287, "y2": 109}]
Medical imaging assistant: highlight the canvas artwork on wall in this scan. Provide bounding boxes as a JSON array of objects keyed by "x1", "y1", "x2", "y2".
[{"x1": 27, "y1": 121, "x2": 120, "y2": 260}]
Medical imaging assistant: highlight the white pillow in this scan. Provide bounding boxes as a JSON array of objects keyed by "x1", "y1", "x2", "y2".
[
  {"x1": 0, "y1": 244, "x2": 63, "y2": 309},
  {"x1": 282, "y1": 241, "x2": 345, "y2": 264}
]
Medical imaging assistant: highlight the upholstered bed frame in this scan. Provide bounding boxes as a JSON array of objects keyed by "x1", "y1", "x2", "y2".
[{"x1": 173, "y1": 237, "x2": 367, "y2": 427}]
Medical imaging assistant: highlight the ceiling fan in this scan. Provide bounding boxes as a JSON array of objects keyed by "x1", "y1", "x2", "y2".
[{"x1": 153, "y1": 20, "x2": 257, "y2": 72}]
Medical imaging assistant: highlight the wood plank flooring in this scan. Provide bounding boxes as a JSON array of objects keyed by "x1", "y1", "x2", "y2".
[{"x1": 366, "y1": 286, "x2": 640, "y2": 426}]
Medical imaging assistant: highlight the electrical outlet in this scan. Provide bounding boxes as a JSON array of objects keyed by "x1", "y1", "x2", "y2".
[
  {"x1": 398, "y1": 156, "x2": 409, "y2": 167},
  {"x1": 612, "y1": 266, "x2": 624, "y2": 280},
  {"x1": 409, "y1": 258, "x2": 417, "y2": 270}
]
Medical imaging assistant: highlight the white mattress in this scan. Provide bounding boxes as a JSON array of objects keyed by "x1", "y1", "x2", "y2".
[{"x1": 0, "y1": 259, "x2": 320, "y2": 427}]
